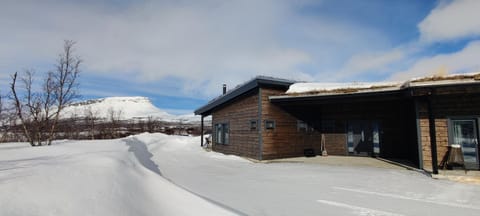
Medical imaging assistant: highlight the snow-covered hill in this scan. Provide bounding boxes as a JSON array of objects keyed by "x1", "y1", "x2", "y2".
[{"x1": 62, "y1": 97, "x2": 199, "y2": 123}]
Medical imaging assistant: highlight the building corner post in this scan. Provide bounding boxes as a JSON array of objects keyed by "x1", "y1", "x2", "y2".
[
  {"x1": 201, "y1": 115, "x2": 204, "y2": 147},
  {"x1": 427, "y1": 94, "x2": 439, "y2": 174},
  {"x1": 413, "y1": 99, "x2": 424, "y2": 170},
  {"x1": 258, "y1": 88, "x2": 263, "y2": 160}
]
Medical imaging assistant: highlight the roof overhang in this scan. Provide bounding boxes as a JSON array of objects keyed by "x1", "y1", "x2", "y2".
[
  {"x1": 270, "y1": 79, "x2": 480, "y2": 105},
  {"x1": 270, "y1": 88, "x2": 406, "y2": 105},
  {"x1": 194, "y1": 76, "x2": 295, "y2": 116}
]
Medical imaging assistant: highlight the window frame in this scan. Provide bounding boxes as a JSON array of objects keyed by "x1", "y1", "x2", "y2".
[
  {"x1": 250, "y1": 120, "x2": 258, "y2": 131},
  {"x1": 297, "y1": 120, "x2": 308, "y2": 132},
  {"x1": 265, "y1": 120, "x2": 275, "y2": 130},
  {"x1": 214, "y1": 122, "x2": 230, "y2": 145},
  {"x1": 223, "y1": 123, "x2": 229, "y2": 145},
  {"x1": 447, "y1": 117, "x2": 480, "y2": 168}
]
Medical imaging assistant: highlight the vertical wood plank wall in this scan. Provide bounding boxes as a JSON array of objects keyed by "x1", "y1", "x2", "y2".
[{"x1": 212, "y1": 90, "x2": 260, "y2": 159}]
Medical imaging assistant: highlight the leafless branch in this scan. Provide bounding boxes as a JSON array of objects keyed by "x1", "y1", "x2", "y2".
[{"x1": 9, "y1": 40, "x2": 82, "y2": 146}]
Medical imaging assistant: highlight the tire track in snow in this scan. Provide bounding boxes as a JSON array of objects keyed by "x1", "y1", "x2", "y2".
[
  {"x1": 317, "y1": 199, "x2": 405, "y2": 216},
  {"x1": 334, "y1": 187, "x2": 480, "y2": 210}
]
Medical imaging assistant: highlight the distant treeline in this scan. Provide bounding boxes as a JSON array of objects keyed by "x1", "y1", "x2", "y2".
[{"x1": 1, "y1": 117, "x2": 212, "y2": 143}]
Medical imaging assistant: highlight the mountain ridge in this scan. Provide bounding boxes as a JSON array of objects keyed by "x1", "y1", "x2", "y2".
[{"x1": 62, "y1": 96, "x2": 199, "y2": 123}]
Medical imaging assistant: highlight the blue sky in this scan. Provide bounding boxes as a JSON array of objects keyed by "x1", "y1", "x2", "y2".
[{"x1": 1, "y1": 0, "x2": 480, "y2": 114}]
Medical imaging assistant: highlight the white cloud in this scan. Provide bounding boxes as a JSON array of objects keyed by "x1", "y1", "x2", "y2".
[
  {"x1": 316, "y1": 0, "x2": 480, "y2": 83},
  {"x1": 419, "y1": 0, "x2": 480, "y2": 42},
  {"x1": 390, "y1": 40, "x2": 480, "y2": 80},
  {"x1": 324, "y1": 48, "x2": 406, "y2": 81},
  {"x1": 0, "y1": 0, "x2": 392, "y2": 98},
  {"x1": 346, "y1": 50, "x2": 404, "y2": 73},
  {"x1": 0, "y1": 73, "x2": 11, "y2": 94}
]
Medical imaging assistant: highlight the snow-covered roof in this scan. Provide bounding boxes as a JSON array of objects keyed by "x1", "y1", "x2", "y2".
[
  {"x1": 285, "y1": 72, "x2": 480, "y2": 96},
  {"x1": 402, "y1": 72, "x2": 480, "y2": 88},
  {"x1": 286, "y1": 82, "x2": 401, "y2": 95}
]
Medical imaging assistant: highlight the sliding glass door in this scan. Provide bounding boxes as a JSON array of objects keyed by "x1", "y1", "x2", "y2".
[
  {"x1": 451, "y1": 119, "x2": 479, "y2": 169},
  {"x1": 347, "y1": 121, "x2": 380, "y2": 156}
]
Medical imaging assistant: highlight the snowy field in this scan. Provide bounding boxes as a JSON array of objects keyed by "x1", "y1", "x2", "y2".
[{"x1": 1, "y1": 133, "x2": 479, "y2": 216}]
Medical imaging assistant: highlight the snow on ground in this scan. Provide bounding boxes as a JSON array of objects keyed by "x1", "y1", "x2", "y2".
[
  {"x1": 0, "y1": 137, "x2": 235, "y2": 216},
  {"x1": 138, "y1": 133, "x2": 480, "y2": 216},
  {"x1": 2, "y1": 133, "x2": 480, "y2": 216}
]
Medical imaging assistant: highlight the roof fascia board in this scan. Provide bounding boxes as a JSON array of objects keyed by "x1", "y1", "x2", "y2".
[
  {"x1": 405, "y1": 80, "x2": 480, "y2": 89},
  {"x1": 194, "y1": 77, "x2": 294, "y2": 115},
  {"x1": 194, "y1": 80, "x2": 257, "y2": 115},
  {"x1": 269, "y1": 88, "x2": 403, "y2": 102}
]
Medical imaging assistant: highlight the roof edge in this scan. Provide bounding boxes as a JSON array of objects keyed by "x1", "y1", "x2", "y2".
[{"x1": 194, "y1": 76, "x2": 295, "y2": 115}]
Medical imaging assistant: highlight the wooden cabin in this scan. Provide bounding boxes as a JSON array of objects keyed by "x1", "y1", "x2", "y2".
[{"x1": 195, "y1": 74, "x2": 480, "y2": 173}]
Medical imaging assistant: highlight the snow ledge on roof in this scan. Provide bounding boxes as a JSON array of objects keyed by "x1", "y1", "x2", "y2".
[
  {"x1": 286, "y1": 82, "x2": 401, "y2": 95},
  {"x1": 286, "y1": 72, "x2": 480, "y2": 95}
]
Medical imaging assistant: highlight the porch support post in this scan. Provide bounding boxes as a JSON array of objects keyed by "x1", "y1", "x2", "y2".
[
  {"x1": 427, "y1": 94, "x2": 439, "y2": 174},
  {"x1": 258, "y1": 88, "x2": 263, "y2": 160},
  {"x1": 414, "y1": 99, "x2": 423, "y2": 169},
  {"x1": 201, "y1": 115, "x2": 204, "y2": 147}
]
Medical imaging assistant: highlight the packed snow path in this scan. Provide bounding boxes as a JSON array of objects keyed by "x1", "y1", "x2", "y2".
[{"x1": 1, "y1": 133, "x2": 480, "y2": 216}]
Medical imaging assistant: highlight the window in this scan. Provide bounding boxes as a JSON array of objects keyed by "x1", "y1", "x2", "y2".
[
  {"x1": 250, "y1": 120, "x2": 258, "y2": 130},
  {"x1": 215, "y1": 123, "x2": 230, "y2": 144},
  {"x1": 216, "y1": 124, "x2": 223, "y2": 144},
  {"x1": 448, "y1": 118, "x2": 479, "y2": 169},
  {"x1": 224, "y1": 123, "x2": 229, "y2": 144},
  {"x1": 297, "y1": 120, "x2": 308, "y2": 132},
  {"x1": 265, "y1": 120, "x2": 275, "y2": 130},
  {"x1": 298, "y1": 120, "x2": 316, "y2": 132}
]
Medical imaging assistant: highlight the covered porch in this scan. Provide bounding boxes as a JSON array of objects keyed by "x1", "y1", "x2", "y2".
[{"x1": 270, "y1": 89, "x2": 421, "y2": 168}]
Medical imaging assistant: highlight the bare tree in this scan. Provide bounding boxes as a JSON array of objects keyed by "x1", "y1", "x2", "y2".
[
  {"x1": 107, "y1": 107, "x2": 123, "y2": 138},
  {"x1": 0, "y1": 91, "x2": 3, "y2": 127},
  {"x1": 10, "y1": 70, "x2": 56, "y2": 145},
  {"x1": 11, "y1": 72, "x2": 34, "y2": 145},
  {"x1": 0, "y1": 91, "x2": 18, "y2": 142},
  {"x1": 136, "y1": 118, "x2": 145, "y2": 133},
  {"x1": 84, "y1": 106, "x2": 98, "y2": 140},
  {"x1": 146, "y1": 116, "x2": 157, "y2": 133},
  {"x1": 66, "y1": 112, "x2": 80, "y2": 139},
  {"x1": 46, "y1": 40, "x2": 81, "y2": 144},
  {"x1": 0, "y1": 91, "x2": 6, "y2": 142},
  {"x1": 10, "y1": 40, "x2": 81, "y2": 146},
  {"x1": 0, "y1": 91, "x2": 2, "y2": 117}
]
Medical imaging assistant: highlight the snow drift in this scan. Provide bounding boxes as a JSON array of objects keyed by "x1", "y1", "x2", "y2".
[{"x1": 0, "y1": 136, "x2": 235, "y2": 216}]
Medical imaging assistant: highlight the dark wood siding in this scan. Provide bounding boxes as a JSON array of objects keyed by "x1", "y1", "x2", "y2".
[
  {"x1": 211, "y1": 90, "x2": 260, "y2": 159},
  {"x1": 417, "y1": 86, "x2": 480, "y2": 171},
  {"x1": 260, "y1": 88, "x2": 322, "y2": 159}
]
